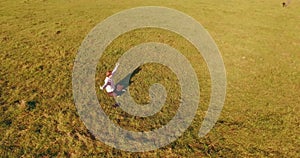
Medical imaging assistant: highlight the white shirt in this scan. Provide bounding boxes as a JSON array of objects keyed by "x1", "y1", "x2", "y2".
[{"x1": 102, "y1": 77, "x2": 115, "y2": 93}]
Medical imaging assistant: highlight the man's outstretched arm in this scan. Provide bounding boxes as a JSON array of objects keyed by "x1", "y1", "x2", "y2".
[
  {"x1": 100, "y1": 79, "x2": 109, "y2": 90},
  {"x1": 111, "y1": 63, "x2": 120, "y2": 75}
]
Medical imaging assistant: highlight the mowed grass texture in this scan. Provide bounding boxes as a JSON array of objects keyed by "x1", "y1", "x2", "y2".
[{"x1": 1, "y1": 0, "x2": 299, "y2": 157}]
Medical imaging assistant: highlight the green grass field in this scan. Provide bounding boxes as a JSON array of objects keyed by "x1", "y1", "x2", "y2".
[{"x1": 1, "y1": 0, "x2": 299, "y2": 157}]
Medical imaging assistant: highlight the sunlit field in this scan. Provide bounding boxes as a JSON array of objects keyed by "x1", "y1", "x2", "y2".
[{"x1": 1, "y1": 0, "x2": 299, "y2": 157}]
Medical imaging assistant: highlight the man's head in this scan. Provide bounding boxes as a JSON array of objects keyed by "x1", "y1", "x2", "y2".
[{"x1": 106, "y1": 71, "x2": 112, "y2": 77}]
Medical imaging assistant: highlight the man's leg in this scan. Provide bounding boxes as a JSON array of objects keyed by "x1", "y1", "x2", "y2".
[{"x1": 108, "y1": 91, "x2": 120, "y2": 107}]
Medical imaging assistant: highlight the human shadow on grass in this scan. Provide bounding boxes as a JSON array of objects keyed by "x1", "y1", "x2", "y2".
[
  {"x1": 110, "y1": 67, "x2": 141, "y2": 107},
  {"x1": 114, "y1": 66, "x2": 141, "y2": 97}
]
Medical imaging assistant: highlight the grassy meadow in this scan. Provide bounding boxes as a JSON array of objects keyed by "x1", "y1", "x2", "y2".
[{"x1": 1, "y1": 0, "x2": 299, "y2": 157}]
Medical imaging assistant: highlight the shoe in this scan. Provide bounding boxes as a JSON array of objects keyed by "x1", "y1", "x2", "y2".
[{"x1": 112, "y1": 103, "x2": 120, "y2": 108}]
